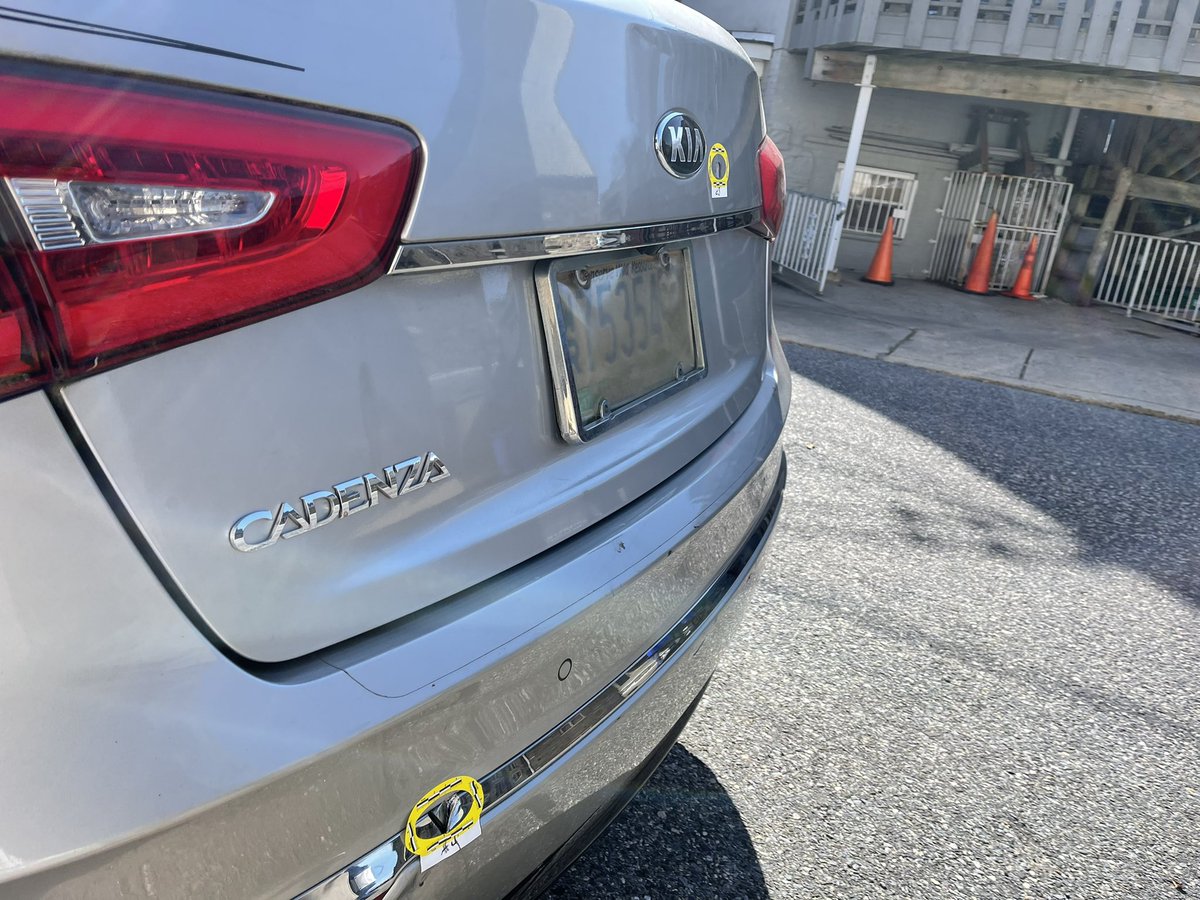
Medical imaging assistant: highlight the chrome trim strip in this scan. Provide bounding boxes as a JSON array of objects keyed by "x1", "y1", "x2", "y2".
[
  {"x1": 295, "y1": 456, "x2": 786, "y2": 900},
  {"x1": 388, "y1": 209, "x2": 761, "y2": 274}
]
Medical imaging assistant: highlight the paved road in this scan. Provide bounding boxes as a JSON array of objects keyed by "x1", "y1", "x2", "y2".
[{"x1": 548, "y1": 344, "x2": 1200, "y2": 899}]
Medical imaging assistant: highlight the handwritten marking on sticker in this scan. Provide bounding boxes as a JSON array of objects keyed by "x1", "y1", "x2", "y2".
[
  {"x1": 708, "y1": 143, "x2": 729, "y2": 199},
  {"x1": 404, "y1": 774, "x2": 485, "y2": 871},
  {"x1": 419, "y1": 820, "x2": 481, "y2": 873}
]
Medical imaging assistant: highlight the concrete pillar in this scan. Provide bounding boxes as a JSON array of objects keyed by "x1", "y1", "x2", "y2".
[{"x1": 1081, "y1": 116, "x2": 1152, "y2": 303}]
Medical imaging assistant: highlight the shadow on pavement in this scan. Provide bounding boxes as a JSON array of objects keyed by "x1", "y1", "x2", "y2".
[
  {"x1": 546, "y1": 744, "x2": 769, "y2": 899},
  {"x1": 784, "y1": 343, "x2": 1200, "y2": 608}
]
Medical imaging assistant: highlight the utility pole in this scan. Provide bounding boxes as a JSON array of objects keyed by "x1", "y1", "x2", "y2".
[{"x1": 823, "y1": 53, "x2": 877, "y2": 278}]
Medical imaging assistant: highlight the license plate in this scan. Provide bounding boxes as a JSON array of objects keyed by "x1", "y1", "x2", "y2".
[{"x1": 535, "y1": 245, "x2": 705, "y2": 443}]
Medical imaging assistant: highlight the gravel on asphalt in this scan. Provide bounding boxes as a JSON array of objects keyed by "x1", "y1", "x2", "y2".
[{"x1": 547, "y1": 343, "x2": 1200, "y2": 900}]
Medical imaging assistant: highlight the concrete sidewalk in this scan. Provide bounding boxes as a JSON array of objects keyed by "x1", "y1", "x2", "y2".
[{"x1": 772, "y1": 277, "x2": 1200, "y2": 424}]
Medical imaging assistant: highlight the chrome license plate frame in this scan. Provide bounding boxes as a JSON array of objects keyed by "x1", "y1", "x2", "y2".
[{"x1": 535, "y1": 245, "x2": 706, "y2": 444}]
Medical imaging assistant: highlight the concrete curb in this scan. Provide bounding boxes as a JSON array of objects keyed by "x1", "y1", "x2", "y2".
[
  {"x1": 771, "y1": 277, "x2": 1200, "y2": 428},
  {"x1": 780, "y1": 337, "x2": 1200, "y2": 427}
]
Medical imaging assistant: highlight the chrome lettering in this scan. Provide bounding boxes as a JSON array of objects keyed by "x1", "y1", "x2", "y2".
[
  {"x1": 300, "y1": 490, "x2": 338, "y2": 528},
  {"x1": 229, "y1": 509, "x2": 274, "y2": 552},
  {"x1": 362, "y1": 471, "x2": 391, "y2": 505},
  {"x1": 403, "y1": 453, "x2": 433, "y2": 494},
  {"x1": 424, "y1": 452, "x2": 451, "y2": 485},
  {"x1": 333, "y1": 478, "x2": 369, "y2": 517},
  {"x1": 229, "y1": 451, "x2": 452, "y2": 552},
  {"x1": 655, "y1": 112, "x2": 706, "y2": 178},
  {"x1": 385, "y1": 456, "x2": 424, "y2": 498},
  {"x1": 272, "y1": 501, "x2": 307, "y2": 542},
  {"x1": 669, "y1": 125, "x2": 684, "y2": 162}
]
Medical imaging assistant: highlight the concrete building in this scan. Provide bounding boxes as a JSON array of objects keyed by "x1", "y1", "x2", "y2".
[{"x1": 686, "y1": 0, "x2": 1200, "y2": 329}]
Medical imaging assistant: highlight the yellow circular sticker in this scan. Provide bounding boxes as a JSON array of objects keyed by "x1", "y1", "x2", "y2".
[
  {"x1": 403, "y1": 775, "x2": 485, "y2": 859},
  {"x1": 708, "y1": 143, "x2": 729, "y2": 199}
]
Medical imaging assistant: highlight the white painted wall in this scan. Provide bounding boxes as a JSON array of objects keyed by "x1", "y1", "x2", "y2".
[{"x1": 761, "y1": 50, "x2": 1067, "y2": 279}]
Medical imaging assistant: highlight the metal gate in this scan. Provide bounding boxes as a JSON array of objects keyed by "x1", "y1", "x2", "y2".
[
  {"x1": 773, "y1": 190, "x2": 839, "y2": 294},
  {"x1": 929, "y1": 172, "x2": 1072, "y2": 295},
  {"x1": 1095, "y1": 231, "x2": 1200, "y2": 328}
]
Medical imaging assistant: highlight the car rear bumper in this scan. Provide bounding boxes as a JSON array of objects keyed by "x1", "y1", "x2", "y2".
[
  {"x1": 0, "y1": 330, "x2": 788, "y2": 900},
  {"x1": 304, "y1": 449, "x2": 785, "y2": 900}
]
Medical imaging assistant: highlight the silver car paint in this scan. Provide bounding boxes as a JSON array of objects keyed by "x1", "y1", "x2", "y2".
[
  {"x1": 0, "y1": 342, "x2": 784, "y2": 897},
  {"x1": 7, "y1": 2, "x2": 770, "y2": 662},
  {"x1": 0, "y1": 1, "x2": 763, "y2": 242},
  {"x1": 0, "y1": 1, "x2": 789, "y2": 894},
  {"x1": 60, "y1": 230, "x2": 768, "y2": 662}
]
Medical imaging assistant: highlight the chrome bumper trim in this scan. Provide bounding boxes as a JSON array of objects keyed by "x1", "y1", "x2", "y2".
[
  {"x1": 388, "y1": 209, "x2": 761, "y2": 274},
  {"x1": 295, "y1": 453, "x2": 786, "y2": 900}
]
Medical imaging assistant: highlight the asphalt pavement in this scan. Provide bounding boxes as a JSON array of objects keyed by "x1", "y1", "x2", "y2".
[{"x1": 548, "y1": 344, "x2": 1200, "y2": 899}]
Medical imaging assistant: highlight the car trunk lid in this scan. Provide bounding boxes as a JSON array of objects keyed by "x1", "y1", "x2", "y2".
[{"x1": 4, "y1": 0, "x2": 773, "y2": 662}]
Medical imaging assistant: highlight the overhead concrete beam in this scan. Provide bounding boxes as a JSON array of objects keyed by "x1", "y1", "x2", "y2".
[{"x1": 810, "y1": 50, "x2": 1200, "y2": 123}]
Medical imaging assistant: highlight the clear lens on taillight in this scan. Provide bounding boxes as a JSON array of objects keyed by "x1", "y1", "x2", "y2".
[
  {"x1": 0, "y1": 65, "x2": 421, "y2": 378},
  {"x1": 68, "y1": 181, "x2": 274, "y2": 243},
  {"x1": 752, "y1": 134, "x2": 786, "y2": 241}
]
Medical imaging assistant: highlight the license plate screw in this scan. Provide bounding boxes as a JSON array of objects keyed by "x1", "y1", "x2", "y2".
[
  {"x1": 597, "y1": 398, "x2": 610, "y2": 419},
  {"x1": 574, "y1": 269, "x2": 592, "y2": 289},
  {"x1": 658, "y1": 247, "x2": 671, "y2": 269},
  {"x1": 675, "y1": 362, "x2": 685, "y2": 380}
]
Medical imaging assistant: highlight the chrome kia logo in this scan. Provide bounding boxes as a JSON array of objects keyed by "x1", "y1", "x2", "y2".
[{"x1": 654, "y1": 111, "x2": 706, "y2": 178}]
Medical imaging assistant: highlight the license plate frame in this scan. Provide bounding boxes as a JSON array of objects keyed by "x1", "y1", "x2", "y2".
[{"x1": 535, "y1": 244, "x2": 706, "y2": 444}]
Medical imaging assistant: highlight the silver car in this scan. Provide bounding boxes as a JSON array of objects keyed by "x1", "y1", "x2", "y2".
[{"x1": 0, "y1": 2, "x2": 789, "y2": 897}]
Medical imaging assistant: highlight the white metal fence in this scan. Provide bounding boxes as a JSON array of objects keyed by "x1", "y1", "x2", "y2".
[
  {"x1": 1095, "y1": 231, "x2": 1200, "y2": 325},
  {"x1": 929, "y1": 172, "x2": 1072, "y2": 294},
  {"x1": 772, "y1": 190, "x2": 840, "y2": 294}
]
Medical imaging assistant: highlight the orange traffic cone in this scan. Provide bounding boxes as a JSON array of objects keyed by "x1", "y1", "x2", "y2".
[
  {"x1": 1004, "y1": 235, "x2": 1040, "y2": 301},
  {"x1": 962, "y1": 212, "x2": 999, "y2": 295},
  {"x1": 861, "y1": 216, "x2": 895, "y2": 286}
]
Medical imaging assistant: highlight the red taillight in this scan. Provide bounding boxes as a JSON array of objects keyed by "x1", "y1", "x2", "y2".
[
  {"x1": 753, "y1": 134, "x2": 786, "y2": 241},
  {"x1": 0, "y1": 66, "x2": 420, "y2": 396},
  {"x1": 0, "y1": 253, "x2": 45, "y2": 392}
]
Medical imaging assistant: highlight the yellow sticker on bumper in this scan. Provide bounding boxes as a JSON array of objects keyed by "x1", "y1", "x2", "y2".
[
  {"x1": 404, "y1": 775, "x2": 485, "y2": 870},
  {"x1": 708, "y1": 143, "x2": 729, "y2": 199}
]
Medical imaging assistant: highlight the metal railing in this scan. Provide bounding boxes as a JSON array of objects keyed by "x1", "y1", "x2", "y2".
[
  {"x1": 772, "y1": 190, "x2": 840, "y2": 294},
  {"x1": 1095, "y1": 231, "x2": 1200, "y2": 325}
]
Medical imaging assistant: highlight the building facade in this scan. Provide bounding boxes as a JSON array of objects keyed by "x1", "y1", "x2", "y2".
[{"x1": 688, "y1": 0, "x2": 1200, "y2": 325}]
